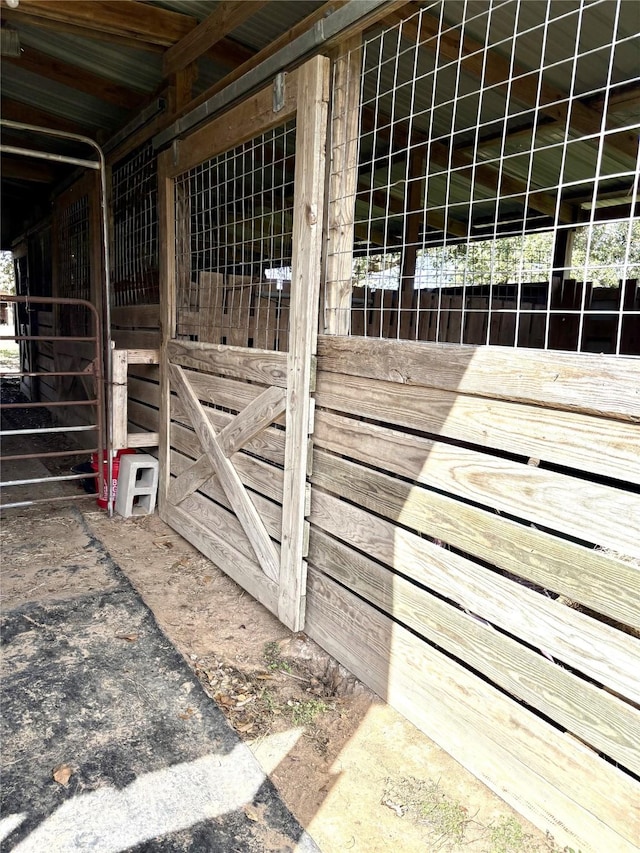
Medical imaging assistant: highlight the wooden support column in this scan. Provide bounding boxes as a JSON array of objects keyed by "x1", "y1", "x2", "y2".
[
  {"x1": 168, "y1": 63, "x2": 199, "y2": 115},
  {"x1": 325, "y1": 36, "x2": 362, "y2": 336},
  {"x1": 158, "y1": 152, "x2": 176, "y2": 515},
  {"x1": 279, "y1": 55, "x2": 330, "y2": 630},
  {"x1": 399, "y1": 146, "x2": 426, "y2": 337},
  {"x1": 552, "y1": 227, "x2": 576, "y2": 284}
]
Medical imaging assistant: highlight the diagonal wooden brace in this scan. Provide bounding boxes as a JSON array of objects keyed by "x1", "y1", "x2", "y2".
[
  {"x1": 169, "y1": 363, "x2": 280, "y2": 583},
  {"x1": 168, "y1": 383, "x2": 286, "y2": 505}
]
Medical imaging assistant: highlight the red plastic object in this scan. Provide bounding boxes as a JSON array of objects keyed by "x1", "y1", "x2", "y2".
[{"x1": 91, "y1": 449, "x2": 136, "y2": 509}]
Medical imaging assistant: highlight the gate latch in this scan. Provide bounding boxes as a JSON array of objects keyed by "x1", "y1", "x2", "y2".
[{"x1": 273, "y1": 73, "x2": 286, "y2": 113}]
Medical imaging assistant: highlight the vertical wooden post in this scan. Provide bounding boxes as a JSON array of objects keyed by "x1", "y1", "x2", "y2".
[
  {"x1": 279, "y1": 55, "x2": 330, "y2": 631},
  {"x1": 157, "y1": 151, "x2": 177, "y2": 518},
  {"x1": 324, "y1": 36, "x2": 362, "y2": 336},
  {"x1": 399, "y1": 147, "x2": 426, "y2": 338},
  {"x1": 111, "y1": 349, "x2": 129, "y2": 451}
]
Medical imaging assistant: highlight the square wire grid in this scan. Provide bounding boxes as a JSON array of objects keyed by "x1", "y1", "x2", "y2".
[
  {"x1": 327, "y1": 0, "x2": 640, "y2": 354},
  {"x1": 174, "y1": 120, "x2": 296, "y2": 352},
  {"x1": 58, "y1": 194, "x2": 90, "y2": 335},
  {"x1": 111, "y1": 142, "x2": 159, "y2": 307}
]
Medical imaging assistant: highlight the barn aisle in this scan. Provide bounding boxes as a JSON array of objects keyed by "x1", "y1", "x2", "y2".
[{"x1": 0, "y1": 501, "x2": 318, "y2": 853}]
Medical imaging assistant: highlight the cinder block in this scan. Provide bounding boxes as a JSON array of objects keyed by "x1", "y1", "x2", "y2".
[{"x1": 115, "y1": 453, "x2": 159, "y2": 518}]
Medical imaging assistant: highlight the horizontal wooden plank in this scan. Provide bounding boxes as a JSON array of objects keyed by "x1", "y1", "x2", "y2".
[
  {"x1": 127, "y1": 375, "x2": 160, "y2": 409},
  {"x1": 309, "y1": 486, "x2": 640, "y2": 703},
  {"x1": 317, "y1": 336, "x2": 640, "y2": 421},
  {"x1": 127, "y1": 431, "x2": 159, "y2": 448},
  {"x1": 309, "y1": 527, "x2": 640, "y2": 772},
  {"x1": 316, "y1": 370, "x2": 640, "y2": 485},
  {"x1": 170, "y1": 420, "x2": 284, "y2": 503},
  {"x1": 128, "y1": 364, "x2": 159, "y2": 382},
  {"x1": 313, "y1": 410, "x2": 640, "y2": 559},
  {"x1": 126, "y1": 348, "x2": 159, "y2": 364},
  {"x1": 162, "y1": 502, "x2": 278, "y2": 617},
  {"x1": 111, "y1": 329, "x2": 159, "y2": 349},
  {"x1": 111, "y1": 304, "x2": 160, "y2": 329},
  {"x1": 305, "y1": 570, "x2": 640, "y2": 853},
  {"x1": 170, "y1": 449, "x2": 282, "y2": 539},
  {"x1": 127, "y1": 400, "x2": 160, "y2": 435},
  {"x1": 167, "y1": 339, "x2": 288, "y2": 387},
  {"x1": 165, "y1": 67, "x2": 299, "y2": 178},
  {"x1": 311, "y1": 450, "x2": 639, "y2": 630}
]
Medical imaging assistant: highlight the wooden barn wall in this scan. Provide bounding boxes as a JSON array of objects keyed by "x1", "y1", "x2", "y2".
[{"x1": 305, "y1": 334, "x2": 640, "y2": 853}]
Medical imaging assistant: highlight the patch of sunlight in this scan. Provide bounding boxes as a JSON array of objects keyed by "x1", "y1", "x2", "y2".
[
  {"x1": 248, "y1": 726, "x2": 305, "y2": 775},
  {"x1": 12, "y1": 737, "x2": 314, "y2": 853},
  {"x1": 0, "y1": 813, "x2": 27, "y2": 842}
]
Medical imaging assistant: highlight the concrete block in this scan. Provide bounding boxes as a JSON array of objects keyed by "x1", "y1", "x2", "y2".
[{"x1": 115, "y1": 453, "x2": 159, "y2": 518}]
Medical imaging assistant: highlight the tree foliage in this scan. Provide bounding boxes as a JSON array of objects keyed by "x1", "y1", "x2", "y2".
[{"x1": 0, "y1": 252, "x2": 15, "y2": 294}]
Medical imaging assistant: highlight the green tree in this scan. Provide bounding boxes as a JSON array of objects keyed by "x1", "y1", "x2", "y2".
[
  {"x1": 570, "y1": 221, "x2": 640, "y2": 287},
  {"x1": 0, "y1": 252, "x2": 16, "y2": 294}
]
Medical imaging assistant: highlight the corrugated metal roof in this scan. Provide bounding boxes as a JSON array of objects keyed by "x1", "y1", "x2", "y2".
[
  {"x1": 2, "y1": 65, "x2": 128, "y2": 131},
  {"x1": 16, "y1": 22, "x2": 162, "y2": 94}
]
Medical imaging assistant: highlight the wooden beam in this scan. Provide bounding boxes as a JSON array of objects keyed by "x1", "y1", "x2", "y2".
[
  {"x1": 325, "y1": 36, "x2": 363, "y2": 336},
  {"x1": 316, "y1": 335, "x2": 640, "y2": 421},
  {"x1": 279, "y1": 55, "x2": 330, "y2": 631},
  {"x1": 111, "y1": 349, "x2": 129, "y2": 451},
  {"x1": 3, "y1": 47, "x2": 146, "y2": 111},
  {"x1": 163, "y1": 0, "x2": 269, "y2": 78},
  {"x1": 1, "y1": 97, "x2": 98, "y2": 136},
  {"x1": 184, "y1": 0, "x2": 350, "y2": 116},
  {"x1": 218, "y1": 385, "x2": 286, "y2": 458},
  {"x1": 1, "y1": 155, "x2": 59, "y2": 183},
  {"x1": 8, "y1": 0, "x2": 197, "y2": 48}
]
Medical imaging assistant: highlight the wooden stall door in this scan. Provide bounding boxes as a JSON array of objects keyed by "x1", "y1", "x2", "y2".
[{"x1": 158, "y1": 57, "x2": 329, "y2": 631}]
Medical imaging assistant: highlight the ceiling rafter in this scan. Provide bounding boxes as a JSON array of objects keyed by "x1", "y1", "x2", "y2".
[
  {"x1": 1, "y1": 155, "x2": 61, "y2": 184},
  {"x1": 3, "y1": 0, "x2": 197, "y2": 48},
  {"x1": 163, "y1": 0, "x2": 269, "y2": 78},
  {"x1": 184, "y1": 0, "x2": 351, "y2": 116},
  {"x1": 3, "y1": 47, "x2": 147, "y2": 111}
]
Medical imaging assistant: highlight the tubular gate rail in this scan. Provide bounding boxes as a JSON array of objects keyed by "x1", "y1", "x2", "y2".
[{"x1": 0, "y1": 294, "x2": 105, "y2": 510}]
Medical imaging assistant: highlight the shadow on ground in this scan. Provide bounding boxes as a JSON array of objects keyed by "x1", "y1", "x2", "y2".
[{"x1": 1, "y1": 506, "x2": 317, "y2": 853}]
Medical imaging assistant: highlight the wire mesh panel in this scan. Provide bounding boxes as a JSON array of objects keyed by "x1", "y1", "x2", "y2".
[
  {"x1": 328, "y1": 0, "x2": 640, "y2": 354},
  {"x1": 174, "y1": 121, "x2": 296, "y2": 352},
  {"x1": 112, "y1": 142, "x2": 159, "y2": 307},
  {"x1": 57, "y1": 194, "x2": 90, "y2": 335}
]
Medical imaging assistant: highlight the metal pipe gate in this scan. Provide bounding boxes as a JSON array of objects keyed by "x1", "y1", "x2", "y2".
[{"x1": 0, "y1": 294, "x2": 105, "y2": 510}]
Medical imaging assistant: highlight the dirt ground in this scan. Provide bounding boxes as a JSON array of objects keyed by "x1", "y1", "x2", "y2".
[{"x1": 1, "y1": 483, "x2": 571, "y2": 853}]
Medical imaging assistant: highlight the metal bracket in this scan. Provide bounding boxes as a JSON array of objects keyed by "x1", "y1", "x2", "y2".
[{"x1": 273, "y1": 73, "x2": 286, "y2": 113}]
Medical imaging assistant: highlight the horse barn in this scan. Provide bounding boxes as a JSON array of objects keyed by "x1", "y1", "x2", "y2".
[{"x1": 1, "y1": 0, "x2": 639, "y2": 850}]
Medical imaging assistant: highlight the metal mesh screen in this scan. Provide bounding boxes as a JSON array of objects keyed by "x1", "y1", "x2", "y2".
[
  {"x1": 328, "y1": 0, "x2": 640, "y2": 354},
  {"x1": 58, "y1": 195, "x2": 90, "y2": 335},
  {"x1": 112, "y1": 141, "x2": 159, "y2": 306},
  {"x1": 174, "y1": 120, "x2": 296, "y2": 351}
]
